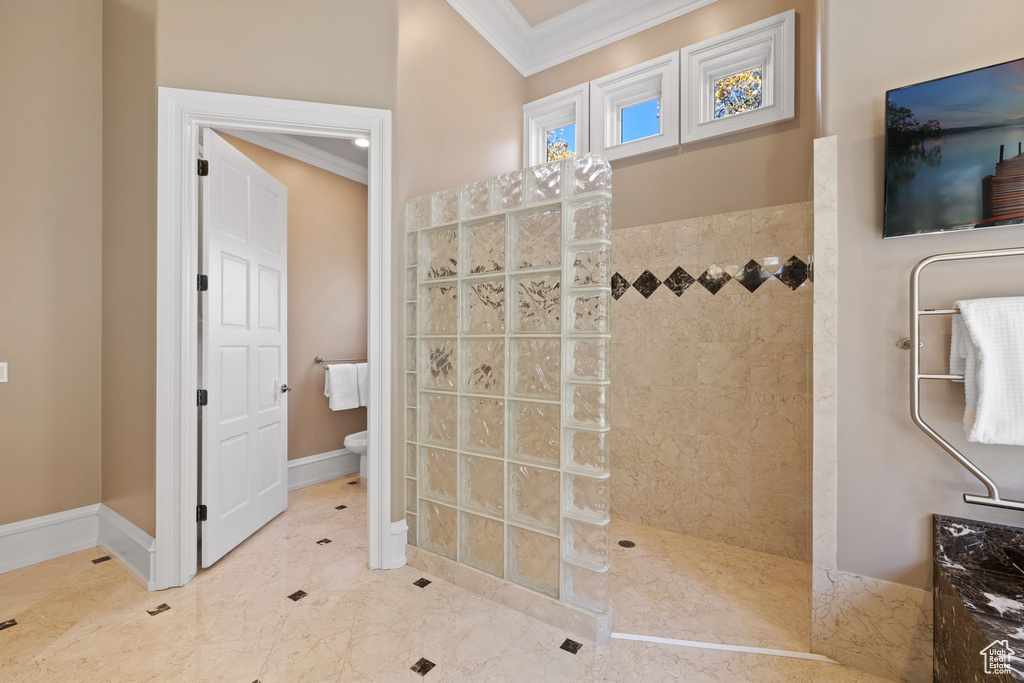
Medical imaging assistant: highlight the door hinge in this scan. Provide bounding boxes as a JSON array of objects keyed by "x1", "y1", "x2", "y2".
[
  {"x1": 197, "y1": 274, "x2": 209, "y2": 291},
  {"x1": 197, "y1": 159, "x2": 209, "y2": 176},
  {"x1": 196, "y1": 505, "x2": 208, "y2": 523},
  {"x1": 197, "y1": 389, "x2": 208, "y2": 406}
]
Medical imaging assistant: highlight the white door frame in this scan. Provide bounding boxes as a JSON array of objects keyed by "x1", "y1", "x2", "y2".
[{"x1": 155, "y1": 87, "x2": 395, "y2": 590}]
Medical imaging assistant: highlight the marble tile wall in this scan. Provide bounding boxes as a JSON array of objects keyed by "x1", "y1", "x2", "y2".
[{"x1": 610, "y1": 201, "x2": 813, "y2": 561}]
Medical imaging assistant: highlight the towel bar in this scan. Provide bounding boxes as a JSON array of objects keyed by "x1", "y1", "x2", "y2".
[
  {"x1": 316, "y1": 356, "x2": 367, "y2": 367},
  {"x1": 903, "y1": 247, "x2": 1024, "y2": 512}
]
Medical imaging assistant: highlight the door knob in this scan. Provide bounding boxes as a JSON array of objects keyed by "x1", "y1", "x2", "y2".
[{"x1": 280, "y1": 384, "x2": 292, "y2": 393}]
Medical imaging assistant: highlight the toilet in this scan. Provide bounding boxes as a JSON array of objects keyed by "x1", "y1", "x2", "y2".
[{"x1": 344, "y1": 430, "x2": 368, "y2": 478}]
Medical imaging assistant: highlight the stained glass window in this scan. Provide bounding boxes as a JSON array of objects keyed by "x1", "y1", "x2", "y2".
[
  {"x1": 713, "y1": 68, "x2": 763, "y2": 120},
  {"x1": 620, "y1": 98, "x2": 660, "y2": 143},
  {"x1": 546, "y1": 124, "x2": 576, "y2": 162}
]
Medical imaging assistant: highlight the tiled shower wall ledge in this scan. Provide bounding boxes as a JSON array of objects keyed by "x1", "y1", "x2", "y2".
[{"x1": 609, "y1": 202, "x2": 813, "y2": 561}]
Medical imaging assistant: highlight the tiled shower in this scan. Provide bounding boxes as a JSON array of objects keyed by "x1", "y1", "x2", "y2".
[{"x1": 404, "y1": 156, "x2": 614, "y2": 615}]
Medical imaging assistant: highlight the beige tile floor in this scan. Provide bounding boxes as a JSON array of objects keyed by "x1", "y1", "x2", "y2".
[{"x1": 0, "y1": 475, "x2": 885, "y2": 682}]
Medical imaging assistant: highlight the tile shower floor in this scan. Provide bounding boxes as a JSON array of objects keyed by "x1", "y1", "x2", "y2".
[{"x1": 0, "y1": 476, "x2": 884, "y2": 682}]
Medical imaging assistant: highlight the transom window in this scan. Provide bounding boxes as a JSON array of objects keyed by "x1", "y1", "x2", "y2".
[
  {"x1": 713, "y1": 68, "x2": 763, "y2": 120},
  {"x1": 621, "y1": 98, "x2": 661, "y2": 143},
  {"x1": 546, "y1": 124, "x2": 576, "y2": 161}
]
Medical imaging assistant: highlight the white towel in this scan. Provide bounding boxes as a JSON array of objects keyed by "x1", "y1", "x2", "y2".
[
  {"x1": 954, "y1": 297, "x2": 1024, "y2": 445},
  {"x1": 355, "y1": 362, "x2": 370, "y2": 407},
  {"x1": 325, "y1": 364, "x2": 360, "y2": 411}
]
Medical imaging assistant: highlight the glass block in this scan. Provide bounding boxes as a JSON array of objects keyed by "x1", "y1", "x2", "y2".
[
  {"x1": 564, "y1": 428, "x2": 610, "y2": 475},
  {"x1": 461, "y1": 397, "x2": 504, "y2": 456},
  {"x1": 570, "y1": 155, "x2": 612, "y2": 197},
  {"x1": 566, "y1": 384, "x2": 608, "y2": 428},
  {"x1": 406, "y1": 303, "x2": 417, "y2": 336},
  {"x1": 513, "y1": 274, "x2": 560, "y2": 333},
  {"x1": 422, "y1": 225, "x2": 458, "y2": 279},
  {"x1": 464, "y1": 278, "x2": 505, "y2": 334},
  {"x1": 406, "y1": 231, "x2": 418, "y2": 266},
  {"x1": 420, "y1": 392, "x2": 457, "y2": 448},
  {"x1": 419, "y1": 446, "x2": 457, "y2": 504},
  {"x1": 570, "y1": 244, "x2": 610, "y2": 287},
  {"x1": 512, "y1": 338, "x2": 560, "y2": 399},
  {"x1": 462, "y1": 339, "x2": 504, "y2": 394},
  {"x1": 464, "y1": 216, "x2": 506, "y2": 275},
  {"x1": 508, "y1": 463, "x2": 559, "y2": 533},
  {"x1": 405, "y1": 442, "x2": 417, "y2": 477},
  {"x1": 507, "y1": 525, "x2": 559, "y2": 599},
  {"x1": 405, "y1": 267, "x2": 417, "y2": 301},
  {"x1": 406, "y1": 339, "x2": 417, "y2": 372},
  {"x1": 563, "y1": 518, "x2": 609, "y2": 568},
  {"x1": 406, "y1": 373, "x2": 417, "y2": 406},
  {"x1": 492, "y1": 170, "x2": 523, "y2": 212},
  {"x1": 460, "y1": 511, "x2": 503, "y2": 578},
  {"x1": 406, "y1": 513, "x2": 418, "y2": 546},
  {"x1": 432, "y1": 187, "x2": 459, "y2": 225},
  {"x1": 421, "y1": 283, "x2": 458, "y2": 335},
  {"x1": 510, "y1": 401, "x2": 560, "y2": 465},
  {"x1": 567, "y1": 338, "x2": 609, "y2": 381},
  {"x1": 421, "y1": 338, "x2": 457, "y2": 391},
  {"x1": 512, "y1": 207, "x2": 561, "y2": 270},
  {"x1": 420, "y1": 500, "x2": 457, "y2": 561},
  {"x1": 406, "y1": 195, "x2": 431, "y2": 231},
  {"x1": 460, "y1": 454, "x2": 504, "y2": 517},
  {"x1": 562, "y1": 562, "x2": 609, "y2": 614},
  {"x1": 570, "y1": 291, "x2": 609, "y2": 333},
  {"x1": 569, "y1": 198, "x2": 610, "y2": 242},
  {"x1": 406, "y1": 408, "x2": 417, "y2": 441},
  {"x1": 460, "y1": 179, "x2": 491, "y2": 219},
  {"x1": 406, "y1": 478, "x2": 417, "y2": 513},
  {"x1": 563, "y1": 473, "x2": 610, "y2": 523},
  {"x1": 525, "y1": 161, "x2": 562, "y2": 205}
]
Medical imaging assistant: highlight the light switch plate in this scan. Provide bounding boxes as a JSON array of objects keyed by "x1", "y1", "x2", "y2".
[{"x1": 0, "y1": 363, "x2": 6, "y2": 382}]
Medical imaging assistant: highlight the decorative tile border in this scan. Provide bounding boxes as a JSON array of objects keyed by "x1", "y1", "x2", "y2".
[{"x1": 611, "y1": 255, "x2": 812, "y2": 300}]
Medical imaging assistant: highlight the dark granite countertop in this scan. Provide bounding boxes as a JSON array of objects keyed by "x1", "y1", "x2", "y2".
[{"x1": 935, "y1": 515, "x2": 1024, "y2": 680}]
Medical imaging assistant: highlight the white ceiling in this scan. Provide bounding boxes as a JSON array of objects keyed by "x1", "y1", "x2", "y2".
[
  {"x1": 508, "y1": 0, "x2": 589, "y2": 27},
  {"x1": 289, "y1": 134, "x2": 368, "y2": 170},
  {"x1": 447, "y1": 0, "x2": 719, "y2": 76}
]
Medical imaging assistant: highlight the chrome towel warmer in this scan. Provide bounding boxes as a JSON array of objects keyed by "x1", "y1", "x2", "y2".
[{"x1": 897, "y1": 247, "x2": 1024, "y2": 512}]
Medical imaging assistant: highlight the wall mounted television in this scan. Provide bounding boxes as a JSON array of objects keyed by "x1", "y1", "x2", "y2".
[{"x1": 884, "y1": 57, "x2": 1024, "y2": 238}]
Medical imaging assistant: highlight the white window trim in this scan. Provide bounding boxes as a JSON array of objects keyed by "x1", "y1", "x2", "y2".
[
  {"x1": 589, "y1": 51, "x2": 680, "y2": 162},
  {"x1": 680, "y1": 9, "x2": 795, "y2": 143},
  {"x1": 522, "y1": 83, "x2": 590, "y2": 167}
]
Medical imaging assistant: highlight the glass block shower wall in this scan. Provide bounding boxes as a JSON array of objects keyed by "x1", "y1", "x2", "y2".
[{"x1": 404, "y1": 155, "x2": 613, "y2": 615}]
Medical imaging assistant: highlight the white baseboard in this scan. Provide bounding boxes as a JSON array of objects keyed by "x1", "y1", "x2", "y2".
[
  {"x1": 388, "y1": 519, "x2": 408, "y2": 569},
  {"x1": 0, "y1": 503, "x2": 156, "y2": 589},
  {"x1": 0, "y1": 504, "x2": 100, "y2": 574},
  {"x1": 98, "y1": 505, "x2": 157, "y2": 590},
  {"x1": 287, "y1": 448, "x2": 360, "y2": 491}
]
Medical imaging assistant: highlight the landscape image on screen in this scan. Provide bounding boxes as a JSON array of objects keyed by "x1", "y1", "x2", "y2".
[{"x1": 884, "y1": 57, "x2": 1024, "y2": 238}]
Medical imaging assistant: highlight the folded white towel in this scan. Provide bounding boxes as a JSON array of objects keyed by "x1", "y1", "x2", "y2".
[
  {"x1": 954, "y1": 297, "x2": 1024, "y2": 445},
  {"x1": 325, "y1": 363, "x2": 360, "y2": 411},
  {"x1": 355, "y1": 362, "x2": 370, "y2": 407}
]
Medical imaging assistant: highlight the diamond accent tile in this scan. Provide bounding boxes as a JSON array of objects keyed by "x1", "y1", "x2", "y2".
[
  {"x1": 147, "y1": 603, "x2": 171, "y2": 616},
  {"x1": 663, "y1": 267, "x2": 695, "y2": 296},
  {"x1": 734, "y1": 259, "x2": 771, "y2": 293},
  {"x1": 774, "y1": 255, "x2": 809, "y2": 290},
  {"x1": 610, "y1": 272, "x2": 630, "y2": 300},
  {"x1": 411, "y1": 657, "x2": 436, "y2": 676},
  {"x1": 413, "y1": 578, "x2": 432, "y2": 588},
  {"x1": 560, "y1": 638, "x2": 583, "y2": 655},
  {"x1": 697, "y1": 264, "x2": 732, "y2": 295},
  {"x1": 632, "y1": 270, "x2": 661, "y2": 299}
]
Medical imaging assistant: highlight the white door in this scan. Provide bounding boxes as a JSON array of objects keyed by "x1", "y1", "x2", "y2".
[{"x1": 200, "y1": 129, "x2": 289, "y2": 567}]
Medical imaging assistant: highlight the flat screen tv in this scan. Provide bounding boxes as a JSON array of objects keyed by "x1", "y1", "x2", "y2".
[{"x1": 884, "y1": 57, "x2": 1024, "y2": 238}]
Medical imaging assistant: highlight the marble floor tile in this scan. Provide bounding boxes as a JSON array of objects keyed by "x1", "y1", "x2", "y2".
[{"x1": 0, "y1": 474, "x2": 883, "y2": 681}]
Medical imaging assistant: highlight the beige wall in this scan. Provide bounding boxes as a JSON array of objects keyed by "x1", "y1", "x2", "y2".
[
  {"x1": 525, "y1": 0, "x2": 818, "y2": 229},
  {"x1": 0, "y1": 0, "x2": 104, "y2": 526},
  {"x1": 611, "y1": 203, "x2": 813, "y2": 560},
  {"x1": 393, "y1": 0, "x2": 525, "y2": 520},
  {"x1": 825, "y1": 0, "x2": 1024, "y2": 590},
  {"x1": 222, "y1": 134, "x2": 369, "y2": 461},
  {"x1": 102, "y1": 0, "x2": 158, "y2": 536}
]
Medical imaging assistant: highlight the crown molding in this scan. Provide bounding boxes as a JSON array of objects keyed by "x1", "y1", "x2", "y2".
[
  {"x1": 448, "y1": 0, "x2": 719, "y2": 76},
  {"x1": 221, "y1": 129, "x2": 369, "y2": 185}
]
